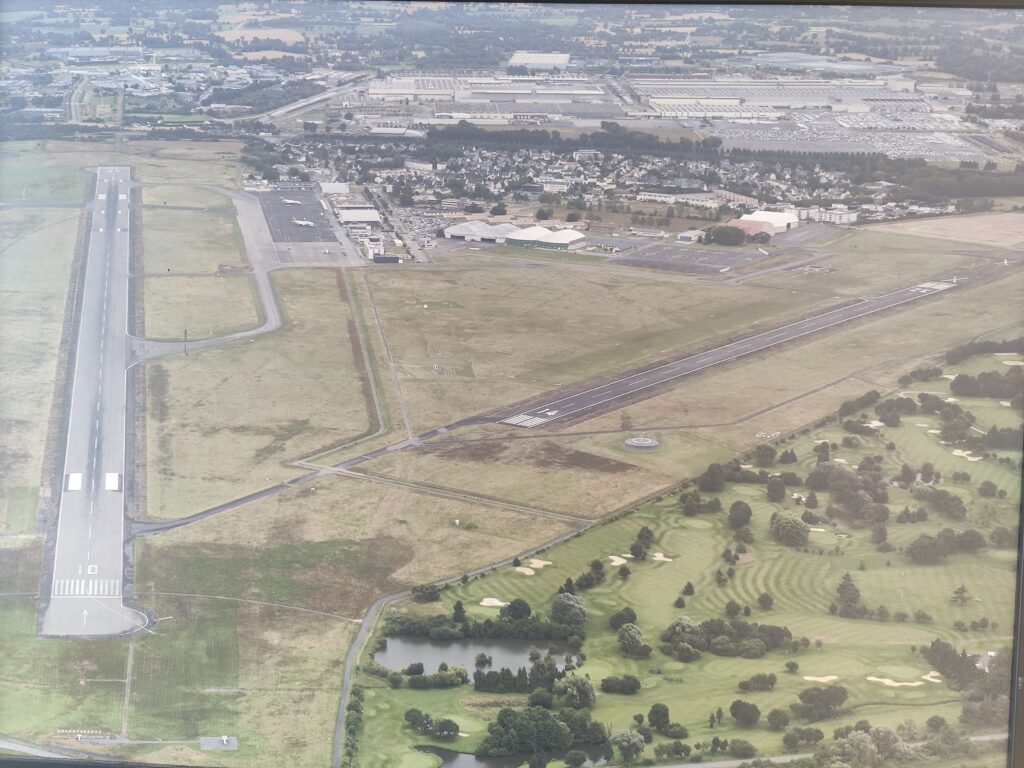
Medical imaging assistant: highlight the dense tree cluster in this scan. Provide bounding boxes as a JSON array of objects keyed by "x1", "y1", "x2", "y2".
[
  {"x1": 905, "y1": 527, "x2": 985, "y2": 564},
  {"x1": 600, "y1": 675, "x2": 642, "y2": 694},
  {"x1": 838, "y1": 390, "x2": 880, "y2": 418},
  {"x1": 738, "y1": 673, "x2": 777, "y2": 692},
  {"x1": 806, "y1": 460, "x2": 890, "y2": 525},
  {"x1": 473, "y1": 655, "x2": 561, "y2": 694},
  {"x1": 679, "y1": 488, "x2": 724, "y2": 516},
  {"x1": 478, "y1": 707, "x2": 573, "y2": 756},
  {"x1": 945, "y1": 336, "x2": 1024, "y2": 364},
  {"x1": 912, "y1": 486, "x2": 968, "y2": 521},
  {"x1": 403, "y1": 708, "x2": 460, "y2": 740},
  {"x1": 769, "y1": 513, "x2": 810, "y2": 547},
  {"x1": 660, "y1": 616, "x2": 793, "y2": 661},
  {"x1": 789, "y1": 684, "x2": 848, "y2": 720}
]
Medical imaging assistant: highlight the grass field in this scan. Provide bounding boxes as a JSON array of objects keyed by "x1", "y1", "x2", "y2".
[
  {"x1": 140, "y1": 205, "x2": 247, "y2": 275},
  {"x1": 364, "y1": 263, "x2": 836, "y2": 433},
  {"x1": 142, "y1": 275, "x2": 261, "y2": 340},
  {"x1": 0, "y1": 594, "x2": 354, "y2": 768},
  {"x1": 868, "y1": 212, "x2": 1024, "y2": 250},
  {"x1": 746, "y1": 229, "x2": 991, "y2": 298},
  {"x1": 143, "y1": 269, "x2": 372, "y2": 519},
  {"x1": 0, "y1": 208, "x2": 80, "y2": 535},
  {"x1": 0, "y1": 142, "x2": 88, "y2": 203},
  {"x1": 0, "y1": 597, "x2": 127, "y2": 738},
  {"x1": 44, "y1": 139, "x2": 244, "y2": 187},
  {"x1": 354, "y1": 352, "x2": 1020, "y2": 764},
  {"x1": 575, "y1": 271, "x2": 1024, "y2": 453}
]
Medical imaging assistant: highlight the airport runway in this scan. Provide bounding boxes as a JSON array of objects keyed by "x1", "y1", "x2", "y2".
[
  {"x1": 500, "y1": 280, "x2": 958, "y2": 428},
  {"x1": 41, "y1": 167, "x2": 148, "y2": 637}
]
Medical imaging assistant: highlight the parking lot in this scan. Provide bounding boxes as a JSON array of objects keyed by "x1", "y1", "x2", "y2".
[{"x1": 257, "y1": 191, "x2": 338, "y2": 243}]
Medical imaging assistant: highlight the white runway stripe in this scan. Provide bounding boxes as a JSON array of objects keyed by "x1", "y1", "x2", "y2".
[{"x1": 52, "y1": 578, "x2": 121, "y2": 598}]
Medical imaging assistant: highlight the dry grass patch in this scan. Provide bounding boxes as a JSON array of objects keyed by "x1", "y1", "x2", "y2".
[
  {"x1": 361, "y1": 434, "x2": 675, "y2": 518},
  {"x1": 869, "y1": 212, "x2": 1024, "y2": 249},
  {"x1": 144, "y1": 270, "x2": 371, "y2": 519},
  {"x1": 0, "y1": 209, "x2": 79, "y2": 531},
  {"x1": 138, "y1": 471, "x2": 574, "y2": 605},
  {"x1": 141, "y1": 206, "x2": 246, "y2": 275},
  {"x1": 368, "y1": 265, "x2": 832, "y2": 430},
  {"x1": 141, "y1": 184, "x2": 235, "y2": 210},
  {"x1": 143, "y1": 275, "x2": 260, "y2": 340},
  {"x1": 577, "y1": 272, "x2": 1024, "y2": 452},
  {"x1": 216, "y1": 27, "x2": 305, "y2": 43},
  {"x1": 45, "y1": 139, "x2": 243, "y2": 187}
]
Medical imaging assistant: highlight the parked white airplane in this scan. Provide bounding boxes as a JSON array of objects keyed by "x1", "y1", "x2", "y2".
[
  {"x1": 292, "y1": 218, "x2": 315, "y2": 227},
  {"x1": 281, "y1": 198, "x2": 302, "y2": 205}
]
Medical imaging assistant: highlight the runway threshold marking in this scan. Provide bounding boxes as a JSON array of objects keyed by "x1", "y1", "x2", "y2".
[{"x1": 67, "y1": 474, "x2": 82, "y2": 491}]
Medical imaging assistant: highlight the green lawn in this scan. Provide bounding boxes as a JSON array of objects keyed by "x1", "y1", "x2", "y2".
[{"x1": 0, "y1": 146, "x2": 87, "y2": 203}]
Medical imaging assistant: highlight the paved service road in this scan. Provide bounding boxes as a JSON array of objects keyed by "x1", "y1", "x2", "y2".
[
  {"x1": 41, "y1": 167, "x2": 148, "y2": 637},
  {"x1": 501, "y1": 281, "x2": 957, "y2": 428}
]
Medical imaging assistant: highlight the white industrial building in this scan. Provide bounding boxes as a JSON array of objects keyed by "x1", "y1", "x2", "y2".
[
  {"x1": 505, "y1": 226, "x2": 585, "y2": 250},
  {"x1": 443, "y1": 221, "x2": 522, "y2": 243},
  {"x1": 799, "y1": 205, "x2": 859, "y2": 224},
  {"x1": 740, "y1": 210, "x2": 800, "y2": 233},
  {"x1": 508, "y1": 51, "x2": 572, "y2": 70}
]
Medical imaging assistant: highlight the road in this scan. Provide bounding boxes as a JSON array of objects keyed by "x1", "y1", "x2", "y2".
[
  {"x1": 499, "y1": 280, "x2": 957, "y2": 429},
  {"x1": 41, "y1": 167, "x2": 148, "y2": 637}
]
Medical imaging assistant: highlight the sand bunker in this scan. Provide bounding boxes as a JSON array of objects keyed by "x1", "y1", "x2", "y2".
[
  {"x1": 865, "y1": 420, "x2": 886, "y2": 428},
  {"x1": 866, "y1": 676, "x2": 924, "y2": 687},
  {"x1": 1000, "y1": 401, "x2": 1012, "y2": 407},
  {"x1": 942, "y1": 374, "x2": 957, "y2": 380},
  {"x1": 915, "y1": 423, "x2": 929, "y2": 427},
  {"x1": 528, "y1": 558, "x2": 552, "y2": 569},
  {"x1": 652, "y1": 552, "x2": 674, "y2": 562},
  {"x1": 834, "y1": 458, "x2": 848, "y2": 464},
  {"x1": 928, "y1": 429, "x2": 941, "y2": 434},
  {"x1": 740, "y1": 464, "x2": 753, "y2": 469},
  {"x1": 621, "y1": 553, "x2": 635, "y2": 559},
  {"x1": 809, "y1": 527, "x2": 826, "y2": 532},
  {"x1": 922, "y1": 671, "x2": 942, "y2": 683},
  {"x1": 995, "y1": 352, "x2": 1019, "y2": 356},
  {"x1": 479, "y1": 598, "x2": 509, "y2": 608},
  {"x1": 944, "y1": 397, "x2": 959, "y2": 403},
  {"x1": 608, "y1": 555, "x2": 627, "y2": 567},
  {"x1": 515, "y1": 567, "x2": 535, "y2": 576},
  {"x1": 804, "y1": 675, "x2": 839, "y2": 683},
  {"x1": 1003, "y1": 360, "x2": 1024, "y2": 366}
]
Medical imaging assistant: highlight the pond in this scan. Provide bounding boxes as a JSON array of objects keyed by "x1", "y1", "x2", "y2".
[
  {"x1": 416, "y1": 745, "x2": 607, "y2": 768},
  {"x1": 374, "y1": 636, "x2": 566, "y2": 673}
]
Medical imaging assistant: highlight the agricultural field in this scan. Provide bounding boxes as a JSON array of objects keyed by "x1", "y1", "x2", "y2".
[
  {"x1": 0, "y1": 207, "x2": 80, "y2": 535},
  {"x1": 353, "y1": 351, "x2": 1021, "y2": 766},
  {"x1": 143, "y1": 269, "x2": 372, "y2": 519}
]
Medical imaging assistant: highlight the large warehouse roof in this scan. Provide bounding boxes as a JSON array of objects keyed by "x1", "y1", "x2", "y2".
[
  {"x1": 338, "y1": 207, "x2": 382, "y2": 224},
  {"x1": 443, "y1": 221, "x2": 521, "y2": 240},
  {"x1": 508, "y1": 51, "x2": 571, "y2": 69},
  {"x1": 504, "y1": 226, "x2": 585, "y2": 244}
]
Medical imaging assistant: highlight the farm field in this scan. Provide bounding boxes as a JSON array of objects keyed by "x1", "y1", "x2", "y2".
[
  {"x1": 0, "y1": 207, "x2": 80, "y2": 535},
  {"x1": 143, "y1": 269, "x2": 372, "y2": 519},
  {"x1": 353, "y1": 350, "x2": 1021, "y2": 766}
]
